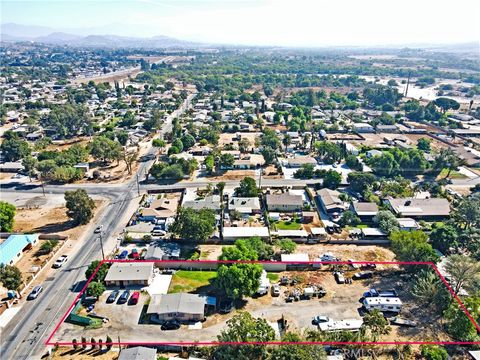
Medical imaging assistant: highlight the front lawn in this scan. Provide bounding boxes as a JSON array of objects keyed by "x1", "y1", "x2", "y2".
[
  {"x1": 267, "y1": 273, "x2": 279, "y2": 282},
  {"x1": 169, "y1": 270, "x2": 217, "y2": 293},
  {"x1": 275, "y1": 220, "x2": 302, "y2": 230},
  {"x1": 437, "y1": 169, "x2": 467, "y2": 179}
]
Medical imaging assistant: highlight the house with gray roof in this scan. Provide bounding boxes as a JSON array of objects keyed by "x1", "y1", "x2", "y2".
[
  {"x1": 104, "y1": 262, "x2": 154, "y2": 287},
  {"x1": 118, "y1": 346, "x2": 156, "y2": 360},
  {"x1": 266, "y1": 193, "x2": 303, "y2": 212},
  {"x1": 385, "y1": 197, "x2": 450, "y2": 220},
  {"x1": 183, "y1": 195, "x2": 221, "y2": 212},
  {"x1": 147, "y1": 293, "x2": 206, "y2": 323},
  {"x1": 228, "y1": 197, "x2": 261, "y2": 214},
  {"x1": 316, "y1": 189, "x2": 348, "y2": 215}
]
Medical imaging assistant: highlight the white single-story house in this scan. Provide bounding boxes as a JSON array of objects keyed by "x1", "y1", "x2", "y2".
[{"x1": 104, "y1": 262, "x2": 154, "y2": 287}]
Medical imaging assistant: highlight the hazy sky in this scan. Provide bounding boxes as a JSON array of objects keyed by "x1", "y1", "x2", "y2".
[{"x1": 2, "y1": 0, "x2": 480, "y2": 46}]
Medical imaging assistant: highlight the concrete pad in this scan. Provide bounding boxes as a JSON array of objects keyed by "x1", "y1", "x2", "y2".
[{"x1": 144, "y1": 274, "x2": 172, "y2": 296}]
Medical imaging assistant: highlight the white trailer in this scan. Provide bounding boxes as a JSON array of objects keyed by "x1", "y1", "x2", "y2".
[
  {"x1": 318, "y1": 319, "x2": 364, "y2": 332},
  {"x1": 257, "y1": 270, "x2": 270, "y2": 295},
  {"x1": 363, "y1": 297, "x2": 402, "y2": 313}
]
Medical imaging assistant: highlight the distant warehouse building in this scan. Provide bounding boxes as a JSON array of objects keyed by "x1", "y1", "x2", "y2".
[{"x1": 0, "y1": 234, "x2": 39, "y2": 266}]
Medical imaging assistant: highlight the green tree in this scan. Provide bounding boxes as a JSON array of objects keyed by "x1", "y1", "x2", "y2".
[
  {"x1": 433, "y1": 148, "x2": 465, "y2": 179},
  {"x1": 85, "y1": 260, "x2": 110, "y2": 282},
  {"x1": 362, "y1": 309, "x2": 391, "y2": 341},
  {"x1": 420, "y1": 345, "x2": 448, "y2": 360},
  {"x1": 430, "y1": 224, "x2": 459, "y2": 253},
  {"x1": 0, "y1": 264, "x2": 22, "y2": 290},
  {"x1": 390, "y1": 230, "x2": 439, "y2": 263},
  {"x1": 0, "y1": 132, "x2": 31, "y2": 161},
  {"x1": 434, "y1": 97, "x2": 460, "y2": 113},
  {"x1": 374, "y1": 210, "x2": 399, "y2": 235},
  {"x1": 235, "y1": 177, "x2": 259, "y2": 197},
  {"x1": 116, "y1": 130, "x2": 129, "y2": 146},
  {"x1": 453, "y1": 193, "x2": 480, "y2": 229},
  {"x1": 180, "y1": 134, "x2": 196, "y2": 150},
  {"x1": 0, "y1": 201, "x2": 16, "y2": 232},
  {"x1": 64, "y1": 189, "x2": 96, "y2": 225},
  {"x1": 323, "y1": 170, "x2": 342, "y2": 189},
  {"x1": 152, "y1": 138, "x2": 166, "y2": 154},
  {"x1": 417, "y1": 137, "x2": 431, "y2": 152},
  {"x1": 213, "y1": 312, "x2": 275, "y2": 360},
  {"x1": 90, "y1": 136, "x2": 122, "y2": 164},
  {"x1": 87, "y1": 281, "x2": 106, "y2": 297},
  {"x1": 347, "y1": 172, "x2": 377, "y2": 196},
  {"x1": 411, "y1": 270, "x2": 451, "y2": 312},
  {"x1": 270, "y1": 332, "x2": 327, "y2": 360},
  {"x1": 445, "y1": 254, "x2": 480, "y2": 295},
  {"x1": 339, "y1": 210, "x2": 361, "y2": 227},
  {"x1": 260, "y1": 147, "x2": 276, "y2": 165},
  {"x1": 204, "y1": 155, "x2": 215, "y2": 174},
  {"x1": 216, "y1": 264, "x2": 263, "y2": 300},
  {"x1": 444, "y1": 296, "x2": 480, "y2": 341},
  {"x1": 278, "y1": 238, "x2": 297, "y2": 254},
  {"x1": 218, "y1": 153, "x2": 235, "y2": 169},
  {"x1": 39, "y1": 240, "x2": 58, "y2": 254},
  {"x1": 170, "y1": 207, "x2": 216, "y2": 242},
  {"x1": 315, "y1": 141, "x2": 342, "y2": 164},
  {"x1": 41, "y1": 104, "x2": 92, "y2": 138}
]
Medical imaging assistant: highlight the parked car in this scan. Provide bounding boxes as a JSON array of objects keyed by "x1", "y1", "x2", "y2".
[
  {"x1": 321, "y1": 253, "x2": 339, "y2": 262},
  {"x1": 118, "y1": 250, "x2": 129, "y2": 259},
  {"x1": 361, "y1": 264, "x2": 377, "y2": 270},
  {"x1": 107, "y1": 290, "x2": 120, "y2": 303},
  {"x1": 52, "y1": 255, "x2": 68, "y2": 268},
  {"x1": 94, "y1": 225, "x2": 103, "y2": 234},
  {"x1": 130, "y1": 291, "x2": 140, "y2": 305},
  {"x1": 219, "y1": 298, "x2": 234, "y2": 313},
  {"x1": 161, "y1": 321, "x2": 180, "y2": 330},
  {"x1": 271, "y1": 284, "x2": 281, "y2": 297},
  {"x1": 334, "y1": 271, "x2": 345, "y2": 284},
  {"x1": 82, "y1": 296, "x2": 98, "y2": 306},
  {"x1": 129, "y1": 248, "x2": 140, "y2": 259},
  {"x1": 117, "y1": 290, "x2": 130, "y2": 304},
  {"x1": 312, "y1": 315, "x2": 330, "y2": 325},
  {"x1": 27, "y1": 285, "x2": 43, "y2": 300},
  {"x1": 280, "y1": 276, "x2": 289, "y2": 285},
  {"x1": 353, "y1": 271, "x2": 374, "y2": 280}
]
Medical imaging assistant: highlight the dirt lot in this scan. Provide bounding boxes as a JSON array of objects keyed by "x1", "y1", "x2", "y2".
[
  {"x1": 195, "y1": 169, "x2": 256, "y2": 181},
  {"x1": 51, "y1": 266, "x2": 453, "y2": 344},
  {"x1": 14, "y1": 201, "x2": 104, "y2": 237}
]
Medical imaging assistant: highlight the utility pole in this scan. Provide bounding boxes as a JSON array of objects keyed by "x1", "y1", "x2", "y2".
[
  {"x1": 405, "y1": 71, "x2": 411, "y2": 97},
  {"x1": 98, "y1": 234, "x2": 105, "y2": 260},
  {"x1": 136, "y1": 173, "x2": 140, "y2": 196}
]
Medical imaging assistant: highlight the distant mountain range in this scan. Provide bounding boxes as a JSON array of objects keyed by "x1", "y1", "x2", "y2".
[{"x1": 0, "y1": 23, "x2": 201, "y2": 48}]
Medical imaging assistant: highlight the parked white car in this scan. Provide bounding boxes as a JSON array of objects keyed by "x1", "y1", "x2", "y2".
[{"x1": 53, "y1": 255, "x2": 68, "y2": 268}]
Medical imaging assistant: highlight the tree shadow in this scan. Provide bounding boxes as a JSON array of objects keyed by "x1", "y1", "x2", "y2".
[{"x1": 33, "y1": 219, "x2": 76, "y2": 234}]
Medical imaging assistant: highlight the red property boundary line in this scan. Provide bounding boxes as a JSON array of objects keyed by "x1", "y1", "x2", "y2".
[{"x1": 45, "y1": 260, "x2": 480, "y2": 346}]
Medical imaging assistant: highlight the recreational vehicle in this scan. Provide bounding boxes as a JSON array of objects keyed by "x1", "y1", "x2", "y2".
[
  {"x1": 318, "y1": 319, "x2": 364, "y2": 332},
  {"x1": 363, "y1": 297, "x2": 402, "y2": 313}
]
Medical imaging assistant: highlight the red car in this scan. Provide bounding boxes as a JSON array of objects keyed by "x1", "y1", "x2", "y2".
[
  {"x1": 130, "y1": 248, "x2": 140, "y2": 259},
  {"x1": 130, "y1": 291, "x2": 140, "y2": 305}
]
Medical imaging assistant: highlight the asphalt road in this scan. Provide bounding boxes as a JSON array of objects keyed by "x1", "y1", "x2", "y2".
[{"x1": 0, "y1": 95, "x2": 194, "y2": 359}]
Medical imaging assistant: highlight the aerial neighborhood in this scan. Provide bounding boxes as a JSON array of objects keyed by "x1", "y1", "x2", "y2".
[{"x1": 0, "y1": 22, "x2": 479, "y2": 360}]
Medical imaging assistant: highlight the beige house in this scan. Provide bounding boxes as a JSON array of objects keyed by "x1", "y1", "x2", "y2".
[{"x1": 104, "y1": 262, "x2": 154, "y2": 287}]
